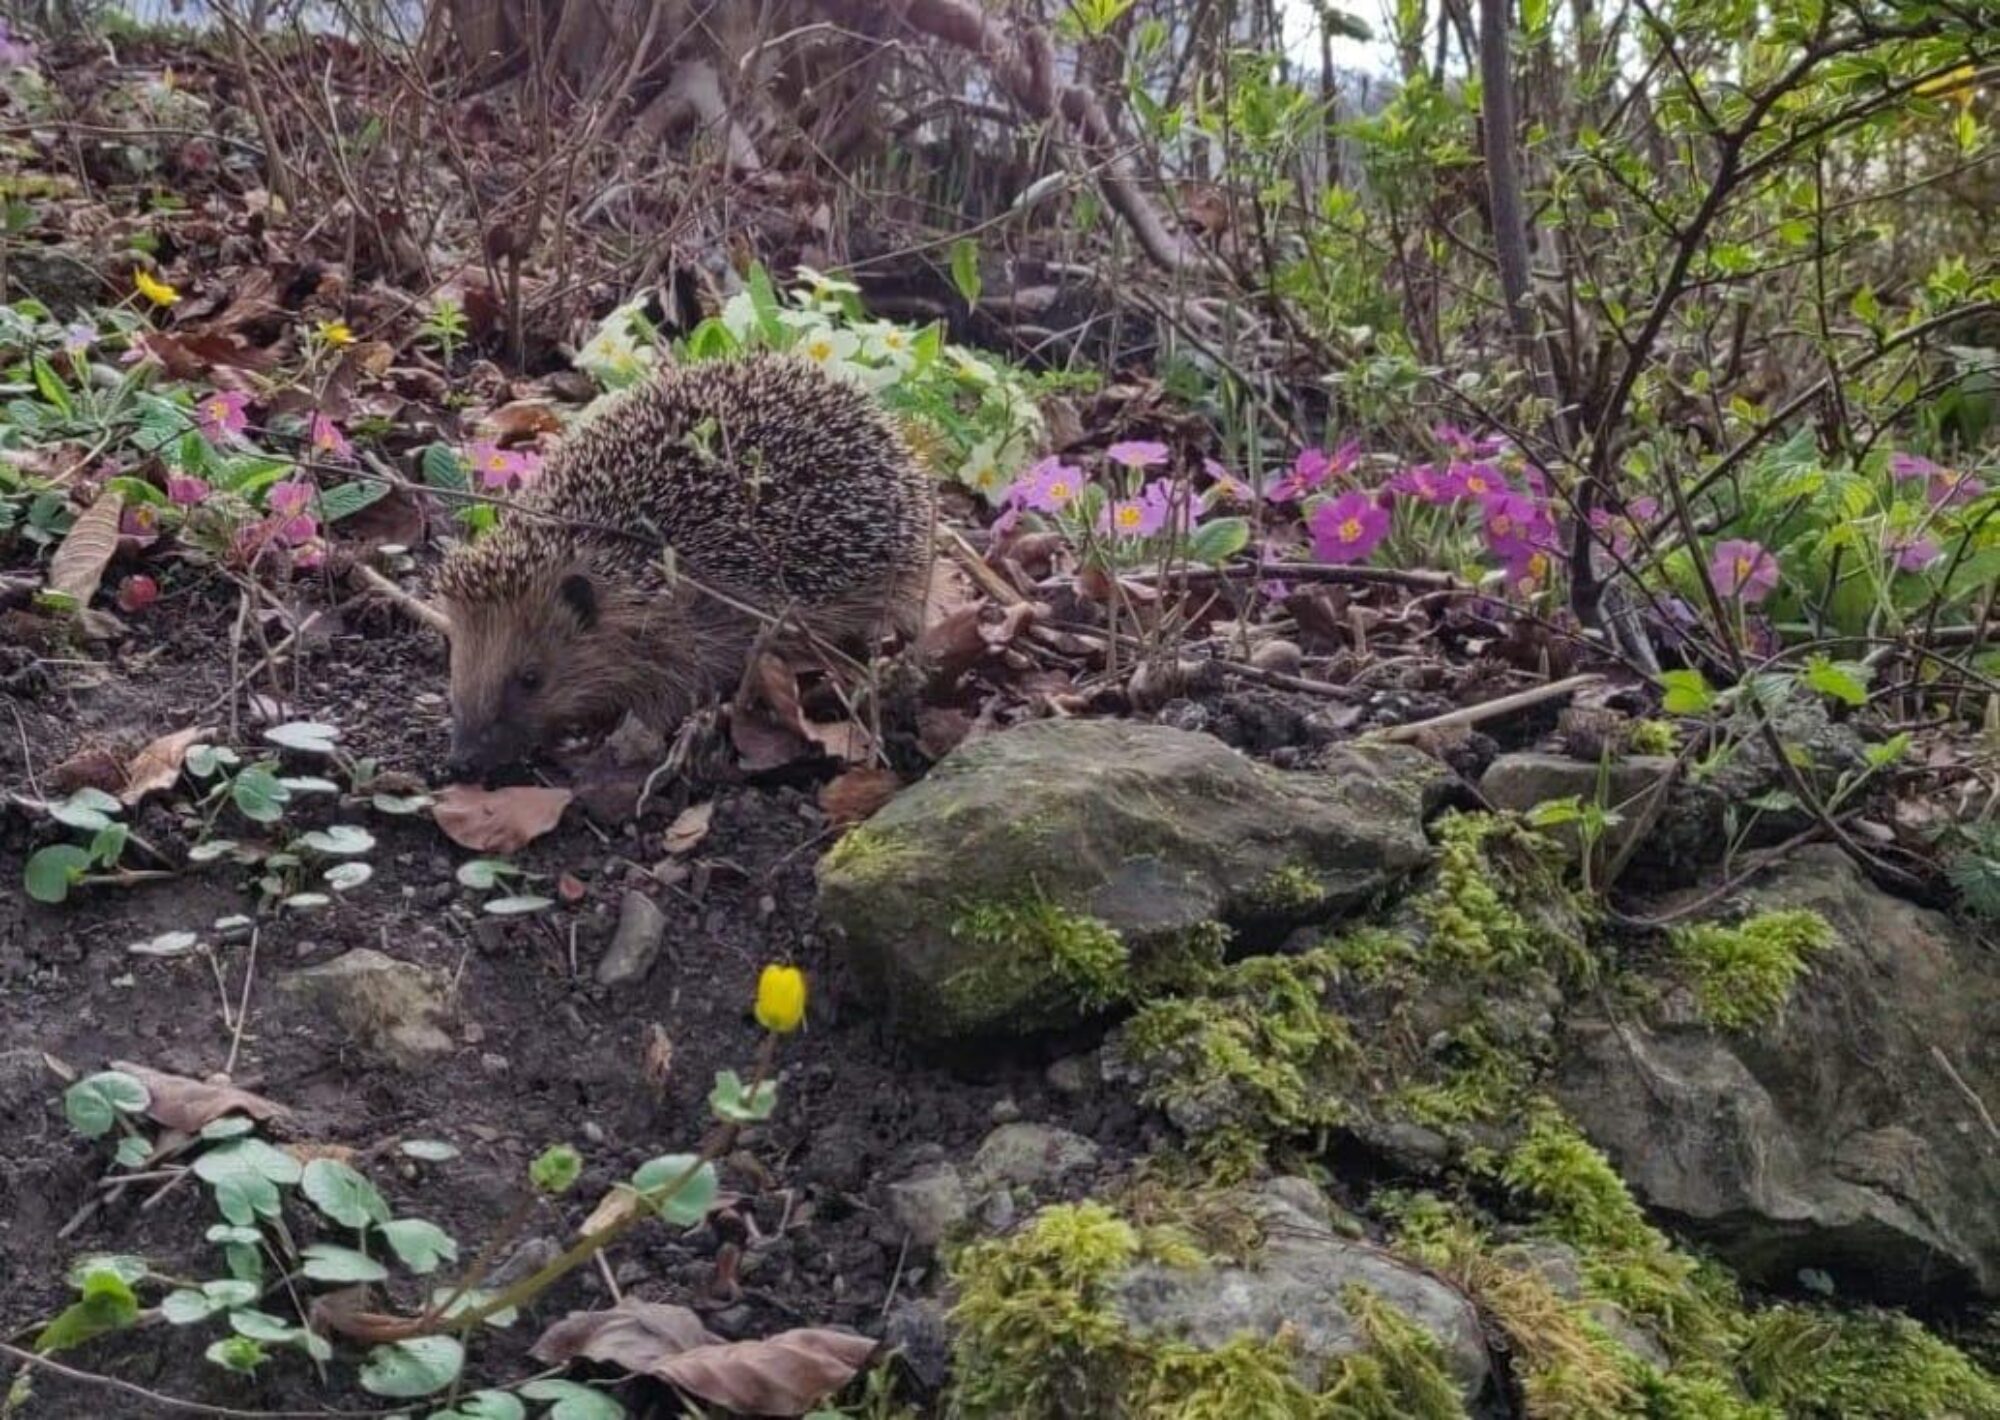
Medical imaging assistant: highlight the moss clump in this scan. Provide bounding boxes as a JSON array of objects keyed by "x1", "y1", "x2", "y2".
[
  {"x1": 1117, "y1": 949, "x2": 1354, "y2": 1165},
  {"x1": 1501, "y1": 1108, "x2": 1657, "y2": 1253},
  {"x1": 1669, "y1": 908, "x2": 1833, "y2": 1030},
  {"x1": 1247, "y1": 863, "x2": 1331, "y2": 915},
  {"x1": 1418, "y1": 812, "x2": 1591, "y2": 977},
  {"x1": 1741, "y1": 1306, "x2": 2000, "y2": 1418},
  {"x1": 948, "y1": 1202, "x2": 1470, "y2": 1420},
  {"x1": 946, "y1": 895, "x2": 1130, "y2": 1014},
  {"x1": 1627, "y1": 719, "x2": 1679, "y2": 756}
]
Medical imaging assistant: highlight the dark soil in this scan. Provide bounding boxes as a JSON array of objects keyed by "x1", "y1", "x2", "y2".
[{"x1": 0, "y1": 561, "x2": 1153, "y2": 1418}]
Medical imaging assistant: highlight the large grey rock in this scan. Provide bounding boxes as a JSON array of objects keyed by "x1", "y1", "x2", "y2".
[
  {"x1": 1109, "y1": 1178, "x2": 1490, "y2": 1401},
  {"x1": 817, "y1": 720, "x2": 1440, "y2": 1042},
  {"x1": 1555, "y1": 846, "x2": 2000, "y2": 1302},
  {"x1": 279, "y1": 949, "x2": 454, "y2": 1069}
]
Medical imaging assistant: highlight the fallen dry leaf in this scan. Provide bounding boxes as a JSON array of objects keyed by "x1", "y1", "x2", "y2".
[
  {"x1": 557, "y1": 871, "x2": 588, "y2": 904},
  {"x1": 531, "y1": 1301, "x2": 875, "y2": 1417},
  {"x1": 642, "y1": 1022, "x2": 674, "y2": 1095},
  {"x1": 662, "y1": 801, "x2": 714, "y2": 855},
  {"x1": 663, "y1": 1331, "x2": 877, "y2": 1415},
  {"x1": 431, "y1": 784, "x2": 573, "y2": 853},
  {"x1": 730, "y1": 709, "x2": 810, "y2": 774},
  {"x1": 818, "y1": 767, "x2": 900, "y2": 826},
  {"x1": 47, "y1": 742, "x2": 129, "y2": 796},
  {"x1": 110, "y1": 1061, "x2": 289, "y2": 1133},
  {"x1": 482, "y1": 400, "x2": 563, "y2": 440},
  {"x1": 916, "y1": 707, "x2": 973, "y2": 760},
  {"x1": 46, "y1": 490, "x2": 123, "y2": 611},
  {"x1": 119, "y1": 726, "x2": 209, "y2": 806},
  {"x1": 577, "y1": 1183, "x2": 644, "y2": 1240}
]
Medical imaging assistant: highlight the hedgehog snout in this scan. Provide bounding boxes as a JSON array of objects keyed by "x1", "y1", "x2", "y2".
[{"x1": 443, "y1": 716, "x2": 530, "y2": 785}]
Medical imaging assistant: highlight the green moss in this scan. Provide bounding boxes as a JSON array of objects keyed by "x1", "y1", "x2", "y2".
[
  {"x1": 1118, "y1": 949, "x2": 1354, "y2": 1161},
  {"x1": 1247, "y1": 863, "x2": 1331, "y2": 915},
  {"x1": 1389, "y1": 1022, "x2": 1537, "y2": 1129},
  {"x1": 1417, "y1": 812, "x2": 1591, "y2": 977},
  {"x1": 1325, "y1": 925, "x2": 1422, "y2": 984},
  {"x1": 945, "y1": 895, "x2": 1130, "y2": 1015},
  {"x1": 1670, "y1": 908, "x2": 1834, "y2": 1030},
  {"x1": 1131, "y1": 919, "x2": 1232, "y2": 997},
  {"x1": 947, "y1": 1202, "x2": 1470, "y2": 1420},
  {"x1": 820, "y1": 822, "x2": 923, "y2": 882},
  {"x1": 1627, "y1": 719, "x2": 1679, "y2": 756},
  {"x1": 1741, "y1": 1306, "x2": 2000, "y2": 1418},
  {"x1": 1501, "y1": 1107, "x2": 1658, "y2": 1253}
]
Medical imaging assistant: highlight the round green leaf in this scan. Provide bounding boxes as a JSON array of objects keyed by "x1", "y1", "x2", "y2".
[
  {"x1": 206, "y1": 1224, "x2": 263, "y2": 1246},
  {"x1": 187, "y1": 840, "x2": 238, "y2": 864},
  {"x1": 360, "y1": 1336, "x2": 464, "y2": 1399},
  {"x1": 114, "y1": 1135, "x2": 153, "y2": 1168},
  {"x1": 264, "y1": 722, "x2": 341, "y2": 754},
  {"x1": 160, "y1": 1289, "x2": 216, "y2": 1325},
  {"x1": 454, "y1": 858, "x2": 517, "y2": 890},
  {"x1": 300, "y1": 824, "x2": 374, "y2": 856},
  {"x1": 520, "y1": 1379, "x2": 627, "y2": 1420},
  {"x1": 299, "y1": 1243, "x2": 390, "y2": 1283},
  {"x1": 631, "y1": 1154, "x2": 717, "y2": 1226},
  {"x1": 325, "y1": 861, "x2": 374, "y2": 891},
  {"x1": 398, "y1": 1139, "x2": 459, "y2": 1162},
  {"x1": 64, "y1": 1071, "x2": 151, "y2": 1138},
  {"x1": 379, "y1": 1217, "x2": 459, "y2": 1275},
  {"x1": 282, "y1": 892, "x2": 332, "y2": 912},
  {"x1": 231, "y1": 766, "x2": 291, "y2": 824},
  {"x1": 372, "y1": 792, "x2": 434, "y2": 815},
  {"x1": 26, "y1": 844, "x2": 93, "y2": 904},
  {"x1": 482, "y1": 894, "x2": 552, "y2": 916},
  {"x1": 205, "y1": 1337, "x2": 265, "y2": 1374},
  {"x1": 51, "y1": 789, "x2": 118, "y2": 831},
  {"x1": 228, "y1": 1309, "x2": 302, "y2": 1342},
  {"x1": 301, "y1": 1158, "x2": 392, "y2": 1228},
  {"x1": 129, "y1": 930, "x2": 200, "y2": 957},
  {"x1": 280, "y1": 775, "x2": 342, "y2": 795},
  {"x1": 200, "y1": 1116, "x2": 256, "y2": 1141}
]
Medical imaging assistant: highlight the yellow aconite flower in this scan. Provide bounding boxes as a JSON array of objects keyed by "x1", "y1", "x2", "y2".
[
  {"x1": 754, "y1": 965, "x2": 807, "y2": 1034},
  {"x1": 316, "y1": 319, "x2": 355, "y2": 347},
  {"x1": 134, "y1": 270, "x2": 180, "y2": 307}
]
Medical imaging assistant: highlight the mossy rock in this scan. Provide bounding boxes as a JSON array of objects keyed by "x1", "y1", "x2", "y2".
[{"x1": 816, "y1": 720, "x2": 1441, "y2": 1044}]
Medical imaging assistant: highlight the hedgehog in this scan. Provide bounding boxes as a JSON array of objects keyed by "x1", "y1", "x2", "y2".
[{"x1": 434, "y1": 353, "x2": 934, "y2": 779}]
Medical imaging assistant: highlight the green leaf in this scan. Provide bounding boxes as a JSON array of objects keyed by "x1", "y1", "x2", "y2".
[
  {"x1": 482, "y1": 894, "x2": 552, "y2": 916},
  {"x1": 64, "y1": 1071, "x2": 150, "y2": 1139},
  {"x1": 263, "y1": 721, "x2": 341, "y2": 754},
  {"x1": 32, "y1": 355, "x2": 71, "y2": 417},
  {"x1": 186, "y1": 744, "x2": 241, "y2": 778},
  {"x1": 380, "y1": 1218, "x2": 459, "y2": 1275},
  {"x1": 360, "y1": 1336, "x2": 465, "y2": 1399},
  {"x1": 326, "y1": 862, "x2": 374, "y2": 891},
  {"x1": 200, "y1": 1117, "x2": 256, "y2": 1141},
  {"x1": 194, "y1": 1137, "x2": 304, "y2": 1188},
  {"x1": 435, "y1": 1392, "x2": 528, "y2": 1420},
  {"x1": 372, "y1": 792, "x2": 435, "y2": 815},
  {"x1": 1802, "y1": 656, "x2": 1871, "y2": 708},
  {"x1": 519, "y1": 1379, "x2": 628, "y2": 1420},
  {"x1": 530, "y1": 1144, "x2": 582, "y2": 1196},
  {"x1": 35, "y1": 1268, "x2": 138, "y2": 1354},
  {"x1": 317, "y1": 480, "x2": 389, "y2": 522},
  {"x1": 631, "y1": 1154, "x2": 718, "y2": 1226},
  {"x1": 399, "y1": 1139, "x2": 460, "y2": 1162},
  {"x1": 89, "y1": 821, "x2": 128, "y2": 868},
  {"x1": 227, "y1": 1309, "x2": 301, "y2": 1343},
  {"x1": 114, "y1": 1135, "x2": 153, "y2": 1167},
  {"x1": 51, "y1": 787, "x2": 120, "y2": 831},
  {"x1": 205, "y1": 1336, "x2": 266, "y2": 1374},
  {"x1": 230, "y1": 765, "x2": 292, "y2": 824},
  {"x1": 455, "y1": 858, "x2": 518, "y2": 890},
  {"x1": 421, "y1": 442, "x2": 468, "y2": 493},
  {"x1": 948, "y1": 239, "x2": 982, "y2": 309},
  {"x1": 1187, "y1": 516, "x2": 1250, "y2": 566},
  {"x1": 161, "y1": 1290, "x2": 218, "y2": 1325},
  {"x1": 708, "y1": 1069, "x2": 777, "y2": 1124},
  {"x1": 299, "y1": 824, "x2": 375, "y2": 856},
  {"x1": 64, "y1": 1254, "x2": 148, "y2": 1288},
  {"x1": 1863, "y1": 732, "x2": 1912, "y2": 771},
  {"x1": 300, "y1": 1243, "x2": 390, "y2": 1283},
  {"x1": 1658, "y1": 669, "x2": 1716, "y2": 716},
  {"x1": 26, "y1": 844, "x2": 93, "y2": 904},
  {"x1": 301, "y1": 1158, "x2": 392, "y2": 1229}
]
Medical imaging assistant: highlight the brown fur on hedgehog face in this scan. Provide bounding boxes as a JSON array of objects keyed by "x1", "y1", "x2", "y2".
[{"x1": 439, "y1": 565, "x2": 705, "y2": 780}]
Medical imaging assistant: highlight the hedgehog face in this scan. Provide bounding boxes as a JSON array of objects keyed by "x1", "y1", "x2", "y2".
[{"x1": 441, "y1": 569, "x2": 616, "y2": 780}]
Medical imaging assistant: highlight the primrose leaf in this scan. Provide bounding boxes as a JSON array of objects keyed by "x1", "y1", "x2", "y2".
[
  {"x1": 359, "y1": 1336, "x2": 465, "y2": 1398},
  {"x1": 64, "y1": 1071, "x2": 151, "y2": 1139},
  {"x1": 301, "y1": 1158, "x2": 392, "y2": 1229},
  {"x1": 300, "y1": 1243, "x2": 390, "y2": 1283},
  {"x1": 631, "y1": 1154, "x2": 718, "y2": 1226}
]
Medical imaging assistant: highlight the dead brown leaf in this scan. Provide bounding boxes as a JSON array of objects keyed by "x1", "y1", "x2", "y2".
[
  {"x1": 915, "y1": 707, "x2": 973, "y2": 760},
  {"x1": 47, "y1": 490, "x2": 123, "y2": 611},
  {"x1": 482, "y1": 400, "x2": 563, "y2": 440},
  {"x1": 662, "y1": 801, "x2": 714, "y2": 855},
  {"x1": 431, "y1": 784, "x2": 573, "y2": 853},
  {"x1": 110, "y1": 1061, "x2": 289, "y2": 1133},
  {"x1": 818, "y1": 767, "x2": 900, "y2": 826},
  {"x1": 47, "y1": 742, "x2": 128, "y2": 796},
  {"x1": 799, "y1": 716, "x2": 874, "y2": 765},
  {"x1": 119, "y1": 726, "x2": 209, "y2": 806},
  {"x1": 577, "y1": 1183, "x2": 645, "y2": 1239},
  {"x1": 530, "y1": 1301, "x2": 875, "y2": 1417},
  {"x1": 730, "y1": 710, "x2": 809, "y2": 773}
]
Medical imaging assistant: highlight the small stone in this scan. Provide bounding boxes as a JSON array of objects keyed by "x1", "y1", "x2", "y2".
[
  {"x1": 887, "y1": 1163, "x2": 968, "y2": 1248},
  {"x1": 480, "y1": 1053, "x2": 509, "y2": 1075},
  {"x1": 970, "y1": 1122, "x2": 1099, "y2": 1191},
  {"x1": 582, "y1": 1121, "x2": 606, "y2": 1145},
  {"x1": 597, "y1": 890, "x2": 668, "y2": 986},
  {"x1": 978, "y1": 1189, "x2": 1016, "y2": 1232},
  {"x1": 1045, "y1": 1054, "x2": 1098, "y2": 1096},
  {"x1": 278, "y1": 949, "x2": 453, "y2": 1069},
  {"x1": 988, "y1": 1097, "x2": 1022, "y2": 1125},
  {"x1": 1250, "y1": 638, "x2": 1304, "y2": 675},
  {"x1": 462, "y1": 1021, "x2": 485, "y2": 1045},
  {"x1": 883, "y1": 1299, "x2": 952, "y2": 1392}
]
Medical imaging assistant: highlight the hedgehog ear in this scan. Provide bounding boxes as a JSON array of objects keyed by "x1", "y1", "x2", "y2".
[{"x1": 557, "y1": 572, "x2": 599, "y2": 630}]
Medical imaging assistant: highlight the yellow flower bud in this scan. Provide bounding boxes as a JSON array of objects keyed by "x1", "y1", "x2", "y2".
[
  {"x1": 754, "y1": 964, "x2": 807, "y2": 1034},
  {"x1": 134, "y1": 270, "x2": 180, "y2": 307},
  {"x1": 316, "y1": 319, "x2": 356, "y2": 348}
]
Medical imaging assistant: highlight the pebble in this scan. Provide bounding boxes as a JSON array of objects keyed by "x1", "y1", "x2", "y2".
[{"x1": 597, "y1": 890, "x2": 668, "y2": 987}]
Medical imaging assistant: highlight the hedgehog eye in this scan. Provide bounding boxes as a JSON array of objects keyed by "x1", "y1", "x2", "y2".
[{"x1": 515, "y1": 668, "x2": 544, "y2": 694}]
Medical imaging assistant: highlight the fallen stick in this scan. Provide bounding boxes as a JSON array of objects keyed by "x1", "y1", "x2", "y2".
[
  {"x1": 352, "y1": 563, "x2": 451, "y2": 635},
  {"x1": 1367, "y1": 672, "x2": 1605, "y2": 743}
]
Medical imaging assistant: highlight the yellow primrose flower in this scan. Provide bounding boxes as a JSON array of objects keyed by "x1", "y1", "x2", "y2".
[
  {"x1": 754, "y1": 964, "x2": 807, "y2": 1034},
  {"x1": 134, "y1": 270, "x2": 180, "y2": 307},
  {"x1": 316, "y1": 320, "x2": 356, "y2": 348}
]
